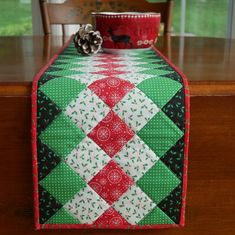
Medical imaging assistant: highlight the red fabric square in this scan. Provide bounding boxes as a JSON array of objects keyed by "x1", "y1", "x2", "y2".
[
  {"x1": 94, "y1": 63, "x2": 126, "y2": 69},
  {"x1": 94, "y1": 207, "x2": 131, "y2": 227},
  {"x1": 87, "y1": 111, "x2": 134, "y2": 157},
  {"x1": 94, "y1": 58, "x2": 123, "y2": 64},
  {"x1": 88, "y1": 160, "x2": 134, "y2": 205},
  {"x1": 91, "y1": 69, "x2": 127, "y2": 76},
  {"x1": 88, "y1": 77, "x2": 134, "y2": 108}
]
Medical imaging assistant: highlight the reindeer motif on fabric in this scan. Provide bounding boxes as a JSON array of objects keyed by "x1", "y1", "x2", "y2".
[{"x1": 108, "y1": 28, "x2": 132, "y2": 49}]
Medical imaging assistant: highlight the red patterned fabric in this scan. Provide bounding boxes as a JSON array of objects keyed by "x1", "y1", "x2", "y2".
[
  {"x1": 94, "y1": 207, "x2": 131, "y2": 226},
  {"x1": 87, "y1": 111, "x2": 135, "y2": 157},
  {"x1": 88, "y1": 160, "x2": 134, "y2": 205},
  {"x1": 88, "y1": 77, "x2": 134, "y2": 108}
]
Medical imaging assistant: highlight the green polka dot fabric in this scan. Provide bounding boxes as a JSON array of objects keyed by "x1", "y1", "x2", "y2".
[
  {"x1": 46, "y1": 208, "x2": 80, "y2": 225},
  {"x1": 138, "y1": 207, "x2": 174, "y2": 225},
  {"x1": 32, "y1": 37, "x2": 190, "y2": 230},
  {"x1": 40, "y1": 77, "x2": 86, "y2": 109},
  {"x1": 137, "y1": 77, "x2": 182, "y2": 108},
  {"x1": 138, "y1": 111, "x2": 184, "y2": 157},
  {"x1": 39, "y1": 113, "x2": 85, "y2": 158},
  {"x1": 40, "y1": 162, "x2": 86, "y2": 204},
  {"x1": 137, "y1": 161, "x2": 181, "y2": 203}
]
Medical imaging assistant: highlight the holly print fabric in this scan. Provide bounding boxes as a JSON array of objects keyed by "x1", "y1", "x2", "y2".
[{"x1": 32, "y1": 37, "x2": 190, "y2": 229}]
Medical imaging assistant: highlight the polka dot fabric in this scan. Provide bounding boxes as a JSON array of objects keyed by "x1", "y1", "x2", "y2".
[
  {"x1": 40, "y1": 76, "x2": 86, "y2": 109},
  {"x1": 137, "y1": 77, "x2": 183, "y2": 109},
  {"x1": 40, "y1": 163, "x2": 86, "y2": 204},
  {"x1": 39, "y1": 113, "x2": 85, "y2": 158},
  {"x1": 33, "y1": 39, "x2": 189, "y2": 229}
]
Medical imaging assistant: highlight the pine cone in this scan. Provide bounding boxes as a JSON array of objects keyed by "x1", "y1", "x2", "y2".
[{"x1": 74, "y1": 24, "x2": 103, "y2": 55}]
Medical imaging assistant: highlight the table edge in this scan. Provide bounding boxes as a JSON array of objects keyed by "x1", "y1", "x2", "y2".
[{"x1": 1, "y1": 81, "x2": 235, "y2": 97}]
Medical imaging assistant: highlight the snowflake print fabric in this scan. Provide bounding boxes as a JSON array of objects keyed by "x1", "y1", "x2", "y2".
[{"x1": 32, "y1": 37, "x2": 190, "y2": 229}]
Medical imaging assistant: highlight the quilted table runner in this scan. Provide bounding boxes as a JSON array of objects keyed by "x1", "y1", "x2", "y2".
[{"x1": 32, "y1": 37, "x2": 190, "y2": 229}]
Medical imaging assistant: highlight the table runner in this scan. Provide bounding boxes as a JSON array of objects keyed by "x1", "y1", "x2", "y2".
[{"x1": 32, "y1": 37, "x2": 190, "y2": 230}]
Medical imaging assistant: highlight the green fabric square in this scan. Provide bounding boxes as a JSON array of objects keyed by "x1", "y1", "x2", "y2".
[
  {"x1": 137, "y1": 160, "x2": 180, "y2": 204},
  {"x1": 138, "y1": 68, "x2": 172, "y2": 76},
  {"x1": 138, "y1": 207, "x2": 174, "y2": 225},
  {"x1": 45, "y1": 69, "x2": 84, "y2": 77},
  {"x1": 132, "y1": 58, "x2": 161, "y2": 63},
  {"x1": 136, "y1": 63, "x2": 168, "y2": 69},
  {"x1": 138, "y1": 111, "x2": 184, "y2": 157},
  {"x1": 137, "y1": 77, "x2": 182, "y2": 108},
  {"x1": 40, "y1": 162, "x2": 86, "y2": 204},
  {"x1": 46, "y1": 208, "x2": 80, "y2": 224},
  {"x1": 56, "y1": 58, "x2": 84, "y2": 64},
  {"x1": 57, "y1": 54, "x2": 86, "y2": 61},
  {"x1": 39, "y1": 113, "x2": 85, "y2": 158},
  {"x1": 52, "y1": 63, "x2": 84, "y2": 70},
  {"x1": 39, "y1": 77, "x2": 86, "y2": 109}
]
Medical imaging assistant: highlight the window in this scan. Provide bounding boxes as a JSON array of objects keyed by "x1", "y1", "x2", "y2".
[
  {"x1": 0, "y1": 0, "x2": 32, "y2": 36},
  {"x1": 148, "y1": 0, "x2": 231, "y2": 38},
  {"x1": 0, "y1": 0, "x2": 233, "y2": 37}
]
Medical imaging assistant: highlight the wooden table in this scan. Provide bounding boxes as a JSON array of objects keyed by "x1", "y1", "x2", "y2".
[{"x1": 0, "y1": 36, "x2": 235, "y2": 235}]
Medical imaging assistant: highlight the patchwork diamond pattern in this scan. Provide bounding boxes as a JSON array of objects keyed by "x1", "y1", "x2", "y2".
[
  {"x1": 94, "y1": 63, "x2": 126, "y2": 69},
  {"x1": 114, "y1": 87, "x2": 160, "y2": 132},
  {"x1": 137, "y1": 160, "x2": 181, "y2": 204},
  {"x1": 39, "y1": 77, "x2": 86, "y2": 109},
  {"x1": 113, "y1": 135, "x2": 159, "y2": 181},
  {"x1": 88, "y1": 77, "x2": 134, "y2": 108},
  {"x1": 39, "y1": 185, "x2": 62, "y2": 224},
  {"x1": 37, "y1": 90, "x2": 61, "y2": 135},
  {"x1": 71, "y1": 65, "x2": 106, "y2": 73},
  {"x1": 88, "y1": 160, "x2": 134, "y2": 205},
  {"x1": 65, "y1": 73, "x2": 108, "y2": 85},
  {"x1": 138, "y1": 207, "x2": 174, "y2": 225},
  {"x1": 64, "y1": 88, "x2": 110, "y2": 134},
  {"x1": 39, "y1": 113, "x2": 85, "y2": 158},
  {"x1": 46, "y1": 207, "x2": 80, "y2": 224},
  {"x1": 138, "y1": 111, "x2": 184, "y2": 157},
  {"x1": 37, "y1": 139, "x2": 61, "y2": 181},
  {"x1": 40, "y1": 163, "x2": 86, "y2": 204},
  {"x1": 116, "y1": 72, "x2": 156, "y2": 85},
  {"x1": 137, "y1": 77, "x2": 182, "y2": 108},
  {"x1": 65, "y1": 137, "x2": 111, "y2": 182},
  {"x1": 88, "y1": 111, "x2": 135, "y2": 157},
  {"x1": 92, "y1": 69, "x2": 127, "y2": 76},
  {"x1": 113, "y1": 185, "x2": 156, "y2": 225},
  {"x1": 64, "y1": 185, "x2": 110, "y2": 224},
  {"x1": 45, "y1": 69, "x2": 84, "y2": 78},
  {"x1": 34, "y1": 39, "x2": 188, "y2": 228},
  {"x1": 94, "y1": 207, "x2": 131, "y2": 226},
  {"x1": 138, "y1": 68, "x2": 173, "y2": 77}
]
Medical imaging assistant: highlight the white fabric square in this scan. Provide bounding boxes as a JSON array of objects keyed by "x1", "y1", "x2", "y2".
[
  {"x1": 113, "y1": 135, "x2": 159, "y2": 181},
  {"x1": 116, "y1": 72, "x2": 156, "y2": 85},
  {"x1": 113, "y1": 87, "x2": 160, "y2": 132},
  {"x1": 120, "y1": 60, "x2": 149, "y2": 66},
  {"x1": 64, "y1": 185, "x2": 110, "y2": 224},
  {"x1": 112, "y1": 185, "x2": 156, "y2": 224},
  {"x1": 71, "y1": 65, "x2": 104, "y2": 73},
  {"x1": 122, "y1": 66, "x2": 148, "y2": 74},
  {"x1": 65, "y1": 137, "x2": 111, "y2": 182},
  {"x1": 64, "y1": 74, "x2": 107, "y2": 85},
  {"x1": 65, "y1": 88, "x2": 110, "y2": 134},
  {"x1": 71, "y1": 61, "x2": 102, "y2": 66}
]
